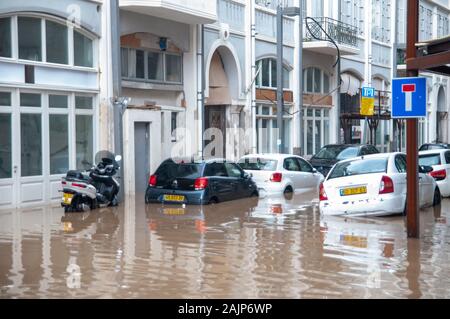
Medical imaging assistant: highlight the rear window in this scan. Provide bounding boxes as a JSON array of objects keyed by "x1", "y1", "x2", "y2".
[
  {"x1": 328, "y1": 158, "x2": 388, "y2": 180},
  {"x1": 238, "y1": 158, "x2": 277, "y2": 171},
  {"x1": 155, "y1": 163, "x2": 202, "y2": 182},
  {"x1": 314, "y1": 146, "x2": 359, "y2": 161},
  {"x1": 419, "y1": 154, "x2": 441, "y2": 166}
]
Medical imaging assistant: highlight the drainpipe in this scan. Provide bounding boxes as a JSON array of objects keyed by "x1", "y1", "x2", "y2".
[
  {"x1": 251, "y1": 0, "x2": 257, "y2": 154},
  {"x1": 110, "y1": 0, "x2": 123, "y2": 199},
  {"x1": 197, "y1": 25, "x2": 205, "y2": 159}
]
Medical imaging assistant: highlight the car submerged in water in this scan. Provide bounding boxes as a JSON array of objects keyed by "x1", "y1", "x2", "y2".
[
  {"x1": 145, "y1": 158, "x2": 259, "y2": 205},
  {"x1": 319, "y1": 152, "x2": 440, "y2": 217}
]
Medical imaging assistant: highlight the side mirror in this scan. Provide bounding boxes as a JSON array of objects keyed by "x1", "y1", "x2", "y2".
[
  {"x1": 115, "y1": 155, "x2": 122, "y2": 162},
  {"x1": 419, "y1": 165, "x2": 433, "y2": 174},
  {"x1": 243, "y1": 172, "x2": 252, "y2": 179},
  {"x1": 312, "y1": 168, "x2": 318, "y2": 173}
]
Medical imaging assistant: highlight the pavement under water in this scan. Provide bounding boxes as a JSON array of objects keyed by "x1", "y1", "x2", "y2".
[{"x1": 1, "y1": 191, "x2": 450, "y2": 298}]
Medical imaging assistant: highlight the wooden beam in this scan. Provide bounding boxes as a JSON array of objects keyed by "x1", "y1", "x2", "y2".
[{"x1": 406, "y1": 51, "x2": 450, "y2": 70}]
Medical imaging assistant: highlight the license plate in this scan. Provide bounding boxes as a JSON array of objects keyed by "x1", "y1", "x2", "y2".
[
  {"x1": 62, "y1": 193, "x2": 73, "y2": 205},
  {"x1": 163, "y1": 208, "x2": 186, "y2": 216},
  {"x1": 163, "y1": 195, "x2": 185, "y2": 202},
  {"x1": 340, "y1": 186, "x2": 367, "y2": 196}
]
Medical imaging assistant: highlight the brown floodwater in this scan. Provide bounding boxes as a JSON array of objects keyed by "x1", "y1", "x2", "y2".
[{"x1": 1, "y1": 191, "x2": 450, "y2": 299}]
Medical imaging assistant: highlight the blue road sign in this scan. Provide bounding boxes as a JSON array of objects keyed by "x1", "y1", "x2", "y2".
[{"x1": 392, "y1": 77, "x2": 427, "y2": 118}]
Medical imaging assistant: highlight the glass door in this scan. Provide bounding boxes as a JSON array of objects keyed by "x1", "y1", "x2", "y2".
[{"x1": 0, "y1": 90, "x2": 15, "y2": 208}]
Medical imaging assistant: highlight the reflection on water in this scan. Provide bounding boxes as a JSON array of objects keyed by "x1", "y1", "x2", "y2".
[{"x1": 1, "y1": 192, "x2": 450, "y2": 298}]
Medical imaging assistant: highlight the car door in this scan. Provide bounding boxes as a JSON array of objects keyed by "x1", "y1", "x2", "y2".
[
  {"x1": 204, "y1": 162, "x2": 232, "y2": 202},
  {"x1": 283, "y1": 157, "x2": 303, "y2": 191},
  {"x1": 394, "y1": 155, "x2": 408, "y2": 201},
  {"x1": 397, "y1": 154, "x2": 427, "y2": 206},
  {"x1": 225, "y1": 163, "x2": 251, "y2": 199},
  {"x1": 295, "y1": 157, "x2": 319, "y2": 190}
]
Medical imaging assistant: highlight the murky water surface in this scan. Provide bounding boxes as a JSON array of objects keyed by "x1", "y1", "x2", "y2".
[{"x1": 1, "y1": 192, "x2": 450, "y2": 298}]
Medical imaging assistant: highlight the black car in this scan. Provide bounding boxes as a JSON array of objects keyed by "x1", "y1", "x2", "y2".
[
  {"x1": 145, "y1": 158, "x2": 259, "y2": 205},
  {"x1": 309, "y1": 144, "x2": 379, "y2": 177},
  {"x1": 419, "y1": 143, "x2": 450, "y2": 151}
]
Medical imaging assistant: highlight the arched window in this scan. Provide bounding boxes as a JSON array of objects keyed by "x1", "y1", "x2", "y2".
[
  {"x1": 255, "y1": 58, "x2": 290, "y2": 89},
  {"x1": 303, "y1": 67, "x2": 330, "y2": 94},
  {"x1": 0, "y1": 15, "x2": 94, "y2": 67}
]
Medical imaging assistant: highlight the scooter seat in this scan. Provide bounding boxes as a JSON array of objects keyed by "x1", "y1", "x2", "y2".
[{"x1": 66, "y1": 170, "x2": 89, "y2": 181}]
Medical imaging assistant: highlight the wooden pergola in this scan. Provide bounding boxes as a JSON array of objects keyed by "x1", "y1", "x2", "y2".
[{"x1": 407, "y1": 35, "x2": 450, "y2": 76}]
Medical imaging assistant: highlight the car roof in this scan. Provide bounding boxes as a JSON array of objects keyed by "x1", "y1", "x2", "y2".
[
  {"x1": 240, "y1": 153, "x2": 302, "y2": 160},
  {"x1": 162, "y1": 157, "x2": 231, "y2": 165},
  {"x1": 419, "y1": 149, "x2": 448, "y2": 155},
  {"x1": 333, "y1": 152, "x2": 400, "y2": 165}
]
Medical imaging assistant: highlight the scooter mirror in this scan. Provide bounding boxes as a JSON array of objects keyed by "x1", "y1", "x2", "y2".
[{"x1": 115, "y1": 155, "x2": 122, "y2": 162}]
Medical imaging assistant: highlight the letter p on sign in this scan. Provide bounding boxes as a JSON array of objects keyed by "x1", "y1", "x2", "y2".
[{"x1": 402, "y1": 84, "x2": 416, "y2": 112}]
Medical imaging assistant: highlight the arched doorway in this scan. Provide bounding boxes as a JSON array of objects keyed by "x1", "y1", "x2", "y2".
[
  {"x1": 204, "y1": 45, "x2": 241, "y2": 158},
  {"x1": 437, "y1": 86, "x2": 447, "y2": 143}
]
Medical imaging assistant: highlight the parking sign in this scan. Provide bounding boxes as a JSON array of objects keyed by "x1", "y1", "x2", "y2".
[
  {"x1": 392, "y1": 77, "x2": 427, "y2": 118},
  {"x1": 361, "y1": 87, "x2": 375, "y2": 116}
]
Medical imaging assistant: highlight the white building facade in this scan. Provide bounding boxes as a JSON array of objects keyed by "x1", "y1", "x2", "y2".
[{"x1": 0, "y1": 0, "x2": 115, "y2": 209}]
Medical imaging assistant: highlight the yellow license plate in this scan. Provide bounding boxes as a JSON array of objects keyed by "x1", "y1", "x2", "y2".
[
  {"x1": 163, "y1": 195, "x2": 185, "y2": 202},
  {"x1": 163, "y1": 208, "x2": 186, "y2": 216},
  {"x1": 340, "y1": 186, "x2": 367, "y2": 196},
  {"x1": 62, "y1": 193, "x2": 73, "y2": 205}
]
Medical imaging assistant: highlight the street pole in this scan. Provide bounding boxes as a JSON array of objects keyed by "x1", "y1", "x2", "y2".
[
  {"x1": 110, "y1": 0, "x2": 124, "y2": 200},
  {"x1": 406, "y1": 0, "x2": 420, "y2": 238},
  {"x1": 298, "y1": 1, "x2": 303, "y2": 155},
  {"x1": 277, "y1": 6, "x2": 284, "y2": 154}
]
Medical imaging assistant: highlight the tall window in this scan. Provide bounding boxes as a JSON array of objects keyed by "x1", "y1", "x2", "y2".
[
  {"x1": 74, "y1": 30, "x2": 93, "y2": 67},
  {"x1": 0, "y1": 17, "x2": 11, "y2": 58},
  {"x1": 0, "y1": 113, "x2": 12, "y2": 178},
  {"x1": 18, "y1": 17, "x2": 42, "y2": 61},
  {"x1": 303, "y1": 108, "x2": 330, "y2": 155},
  {"x1": 256, "y1": 104, "x2": 292, "y2": 154},
  {"x1": 121, "y1": 47, "x2": 183, "y2": 84},
  {"x1": 255, "y1": 58, "x2": 290, "y2": 89},
  {"x1": 46, "y1": 20, "x2": 68, "y2": 64},
  {"x1": 303, "y1": 67, "x2": 330, "y2": 94}
]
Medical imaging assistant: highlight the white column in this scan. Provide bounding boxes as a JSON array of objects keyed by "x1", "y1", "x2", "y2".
[
  {"x1": 99, "y1": 2, "x2": 115, "y2": 151},
  {"x1": 364, "y1": 0, "x2": 373, "y2": 87}
]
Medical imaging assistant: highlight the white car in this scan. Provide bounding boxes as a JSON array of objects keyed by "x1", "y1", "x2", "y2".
[
  {"x1": 319, "y1": 152, "x2": 440, "y2": 217},
  {"x1": 238, "y1": 154, "x2": 324, "y2": 195},
  {"x1": 419, "y1": 149, "x2": 450, "y2": 197}
]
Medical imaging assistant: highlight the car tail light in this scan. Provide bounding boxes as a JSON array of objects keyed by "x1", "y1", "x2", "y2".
[
  {"x1": 149, "y1": 175, "x2": 157, "y2": 187},
  {"x1": 270, "y1": 173, "x2": 283, "y2": 183},
  {"x1": 430, "y1": 169, "x2": 447, "y2": 181},
  {"x1": 379, "y1": 176, "x2": 394, "y2": 194},
  {"x1": 194, "y1": 177, "x2": 209, "y2": 190},
  {"x1": 72, "y1": 183, "x2": 87, "y2": 189},
  {"x1": 319, "y1": 182, "x2": 328, "y2": 201}
]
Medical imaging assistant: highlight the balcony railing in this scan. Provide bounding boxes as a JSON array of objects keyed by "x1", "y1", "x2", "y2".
[{"x1": 304, "y1": 17, "x2": 358, "y2": 48}]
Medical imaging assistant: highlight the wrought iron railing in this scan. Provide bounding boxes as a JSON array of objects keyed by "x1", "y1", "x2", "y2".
[{"x1": 304, "y1": 17, "x2": 358, "y2": 48}]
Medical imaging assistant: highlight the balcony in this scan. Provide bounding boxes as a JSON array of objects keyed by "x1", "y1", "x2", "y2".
[
  {"x1": 119, "y1": 0, "x2": 217, "y2": 24},
  {"x1": 304, "y1": 17, "x2": 359, "y2": 56}
]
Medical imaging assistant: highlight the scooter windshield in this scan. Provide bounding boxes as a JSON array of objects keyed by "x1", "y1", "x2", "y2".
[{"x1": 95, "y1": 151, "x2": 117, "y2": 166}]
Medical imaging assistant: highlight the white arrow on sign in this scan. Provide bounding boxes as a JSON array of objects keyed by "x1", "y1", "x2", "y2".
[{"x1": 402, "y1": 84, "x2": 416, "y2": 112}]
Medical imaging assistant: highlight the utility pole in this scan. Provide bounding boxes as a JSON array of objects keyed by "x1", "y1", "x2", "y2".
[
  {"x1": 276, "y1": 5, "x2": 301, "y2": 154},
  {"x1": 277, "y1": 6, "x2": 285, "y2": 154},
  {"x1": 406, "y1": 0, "x2": 420, "y2": 238},
  {"x1": 298, "y1": 0, "x2": 304, "y2": 155}
]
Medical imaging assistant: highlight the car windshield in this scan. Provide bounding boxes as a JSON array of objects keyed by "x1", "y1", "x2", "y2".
[
  {"x1": 419, "y1": 154, "x2": 441, "y2": 166},
  {"x1": 155, "y1": 162, "x2": 202, "y2": 182},
  {"x1": 313, "y1": 146, "x2": 359, "y2": 161},
  {"x1": 328, "y1": 158, "x2": 388, "y2": 180},
  {"x1": 238, "y1": 158, "x2": 278, "y2": 171}
]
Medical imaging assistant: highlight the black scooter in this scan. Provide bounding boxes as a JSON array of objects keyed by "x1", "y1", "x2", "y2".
[{"x1": 61, "y1": 151, "x2": 122, "y2": 212}]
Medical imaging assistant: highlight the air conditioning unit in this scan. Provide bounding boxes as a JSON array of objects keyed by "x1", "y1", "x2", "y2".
[{"x1": 220, "y1": 23, "x2": 230, "y2": 41}]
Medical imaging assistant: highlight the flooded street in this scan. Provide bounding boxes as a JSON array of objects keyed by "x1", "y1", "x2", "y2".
[{"x1": 1, "y1": 193, "x2": 450, "y2": 299}]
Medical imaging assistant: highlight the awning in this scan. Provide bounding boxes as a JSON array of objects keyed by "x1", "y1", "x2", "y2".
[{"x1": 340, "y1": 73, "x2": 361, "y2": 96}]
